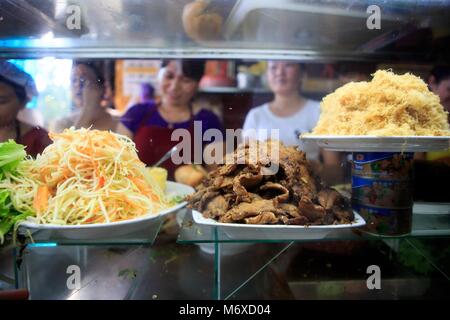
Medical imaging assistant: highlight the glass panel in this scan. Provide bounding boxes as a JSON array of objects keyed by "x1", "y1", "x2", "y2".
[
  {"x1": 0, "y1": 0, "x2": 449, "y2": 60},
  {"x1": 222, "y1": 239, "x2": 450, "y2": 299},
  {"x1": 17, "y1": 218, "x2": 163, "y2": 245},
  {"x1": 130, "y1": 242, "x2": 215, "y2": 299},
  {"x1": 1, "y1": 57, "x2": 449, "y2": 299},
  {"x1": 178, "y1": 207, "x2": 450, "y2": 243},
  {"x1": 0, "y1": 245, "x2": 15, "y2": 292},
  {"x1": 10, "y1": 238, "x2": 450, "y2": 299},
  {"x1": 1, "y1": 58, "x2": 449, "y2": 244},
  {"x1": 13, "y1": 242, "x2": 214, "y2": 299},
  {"x1": 217, "y1": 242, "x2": 294, "y2": 300},
  {"x1": 8, "y1": 58, "x2": 73, "y2": 127},
  {"x1": 398, "y1": 238, "x2": 450, "y2": 281}
]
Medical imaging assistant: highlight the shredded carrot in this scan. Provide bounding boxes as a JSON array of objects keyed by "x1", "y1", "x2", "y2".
[
  {"x1": 4, "y1": 127, "x2": 170, "y2": 225},
  {"x1": 97, "y1": 176, "x2": 105, "y2": 189},
  {"x1": 33, "y1": 185, "x2": 50, "y2": 213}
]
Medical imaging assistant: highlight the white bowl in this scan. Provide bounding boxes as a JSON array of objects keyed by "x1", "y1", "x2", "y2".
[
  {"x1": 18, "y1": 181, "x2": 194, "y2": 241},
  {"x1": 192, "y1": 209, "x2": 366, "y2": 241}
]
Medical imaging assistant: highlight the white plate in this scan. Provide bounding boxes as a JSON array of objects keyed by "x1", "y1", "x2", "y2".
[
  {"x1": 18, "y1": 181, "x2": 194, "y2": 240},
  {"x1": 192, "y1": 210, "x2": 366, "y2": 240},
  {"x1": 300, "y1": 136, "x2": 450, "y2": 152}
]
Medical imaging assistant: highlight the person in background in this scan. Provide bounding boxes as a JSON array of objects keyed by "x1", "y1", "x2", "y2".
[
  {"x1": 337, "y1": 62, "x2": 376, "y2": 85},
  {"x1": 425, "y1": 65, "x2": 450, "y2": 165},
  {"x1": 0, "y1": 61, "x2": 51, "y2": 157},
  {"x1": 429, "y1": 65, "x2": 450, "y2": 123},
  {"x1": 414, "y1": 66, "x2": 450, "y2": 163},
  {"x1": 140, "y1": 82, "x2": 155, "y2": 104},
  {"x1": 242, "y1": 61, "x2": 340, "y2": 170},
  {"x1": 413, "y1": 66, "x2": 450, "y2": 202},
  {"x1": 52, "y1": 60, "x2": 118, "y2": 133},
  {"x1": 116, "y1": 59, "x2": 223, "y2": 177}
]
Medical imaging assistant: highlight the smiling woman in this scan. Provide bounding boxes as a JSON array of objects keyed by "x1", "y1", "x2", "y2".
[
  {"x1": 242, "y1": 61, "x2": 319, "y2": 152},
  {"x1": 116, "y1": 60, "x2": 224, "y2": 178},
  {"x1": 241, "y1": 61, "x2": 339, "y2": 166}
]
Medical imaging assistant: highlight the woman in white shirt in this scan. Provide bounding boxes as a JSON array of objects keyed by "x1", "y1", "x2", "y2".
[{"x1": 242, "y1": 61, "x2": 338, "y2": 165}]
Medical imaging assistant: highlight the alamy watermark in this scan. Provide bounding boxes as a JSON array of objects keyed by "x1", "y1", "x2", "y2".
[
  {"x1": 367, "y1": 5, "x2": 381, "y2": 30},
  {"x1": 61, "y1": 4, "x2": 381, "y2": 32},
  {"x1": 65, "y1": 5, "x2": 82, "y2": 30},
  {"x1": 366, "y1": 265, "x2": 381, "y2": 290},
  {"x1": 66, "y1": 264, "x2": 81, "y2": 290}
]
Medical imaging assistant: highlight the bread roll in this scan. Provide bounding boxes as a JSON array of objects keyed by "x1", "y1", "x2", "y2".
[
  {"x1": 175, "y1": 164, "x2": 207, "y2": 187},
  {"x1": 182, "y1": 0, "x2": 223, "y2": 41}
]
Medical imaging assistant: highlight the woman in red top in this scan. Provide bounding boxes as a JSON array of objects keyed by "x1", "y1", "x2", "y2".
[
  {"x1": 117, "y1": 60, "x2": 223, "y2": 178},
  {"x1": 0, "y1": 61, "x2": 51, "y2": 157}
]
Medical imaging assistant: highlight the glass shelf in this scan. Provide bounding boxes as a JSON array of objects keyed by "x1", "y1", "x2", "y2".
[
  {"x1": 9, "y1": 236, "x2": 450, "y2": 299},
  {"x1": 221, "y1": 238, "x2": 450, "y2": 300},
  {"x1": 11, "y1": 241, "x2": 218, "y2": 299},
  {"x1": 1, "y1": 0, "x2": 449, "y2": 300},
  {"x1": 1, "y1": 0, "x2": 448, "y2": 61},
  {"x1": 5, "y1": 203, "x2": 446, "y2": 247},
  {"x1": 0, "y1": 41, "x2": 426, "y2": 61},
  {"x1": 3, "y1": 219, "x2": 164, "y2": 247},
  {"x1": 7, "y1": 204, "x2": 450, "y2": 299},
  {"x1": 177, "y1": 203, "x2": 450, "y2": 244},
  {"x1": 176, "y1": 202, "x2": 450, "y2": 299}
]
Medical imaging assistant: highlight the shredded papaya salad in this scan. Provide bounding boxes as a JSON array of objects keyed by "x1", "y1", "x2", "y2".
[{"x1": 0, "y1": 128, "x2": 169, "y2": 227}]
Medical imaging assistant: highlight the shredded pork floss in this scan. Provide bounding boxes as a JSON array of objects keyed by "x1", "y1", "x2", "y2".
[{"x1": 310, "y1": 70, "x2": 450, "y2": 136}]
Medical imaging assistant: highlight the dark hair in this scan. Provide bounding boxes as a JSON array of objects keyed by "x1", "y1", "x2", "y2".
[
  {"x1": 337, "y1": 62, "x2": 377, "y2": 77},
  {"x1": 161, "y1": 59, "x2": 205, "y2": 82},
  {"x1": 268, "y1": 61, "x2": 304, "y2": 70},
  {"x1": 430, "y1": 65, "x2": 450, "y2": 84},
  {"x1": 0, "y1": 75, "x2": 28, "y2": 104},
  {"x1": 73, "y1": 60, "x2": 105, "y2": 86}
]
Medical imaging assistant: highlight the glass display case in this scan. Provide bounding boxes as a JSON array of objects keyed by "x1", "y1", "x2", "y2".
[{"x1": 0, "y1": 0, "x2": 449, "y2": 300}]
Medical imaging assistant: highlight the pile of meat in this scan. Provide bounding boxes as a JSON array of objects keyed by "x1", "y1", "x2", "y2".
[{"x1": 187, "y1": 140, "x2": 354, "y2": 225}]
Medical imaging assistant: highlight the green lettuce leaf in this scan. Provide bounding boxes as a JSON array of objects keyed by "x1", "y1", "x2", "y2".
[
  {"x1": 0, "y1": 140, "x2": 26, "y2": 173},
  {"x1": 0, "y1": 211, "x2": 32, "y2": 240},
  {"x1": 0, "y1": 140, "x2": 27, "y2": 243}
]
